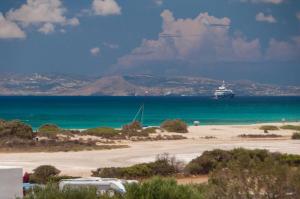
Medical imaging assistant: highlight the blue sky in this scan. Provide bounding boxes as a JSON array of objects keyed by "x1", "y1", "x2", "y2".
[{"x1": 0, "y1": 0, "x2": 299, "y2": 85}]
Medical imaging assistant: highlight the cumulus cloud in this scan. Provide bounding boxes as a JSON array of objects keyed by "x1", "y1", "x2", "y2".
[
  {"x1": 7, "y1": 0, "x2": 67, "y2": 25},
  {"x1": 241, "y1": 0, "x2": 284, "y2": 4},
  {"x1": 256, "y1": 12, "x2": 277, "y2": 23},
  {"x1": 0, "y1": 13, "x2": 26, "y2": 39},
  {"x1": 117, "y1": 10, "x2": 261, "y2": 67},
  {"x1": 90, "y1": 47, "x2": 100, "y2": 56},
  {"x1": 266, "y1": 37, "x2": 300, "y2": 61},
  {"x1": 92, "y1": 0, "x2": 121, "y2": 16},
  {"x1": 38, "y1": 22, "x2": 55, "y2": 34},
  {"x1": 6, "y1": 0, "x2": 79, "y2": 34}
]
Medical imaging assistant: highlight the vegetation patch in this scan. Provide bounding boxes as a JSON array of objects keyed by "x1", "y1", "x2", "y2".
[
  {"x1": 238, "y1": 134, "x2": 283, "y2": 138},
  {"x1": 184, "y1": 148, "x2": 300, "y2": 175},
  {"x1": 281, "y1": 125, "x2": 300, "y2": 131},
  {"x1": 29, "y1": 165, "x2": 61, "y2": 184},
  {"x1": 37, "y1": 124, "x2": 62, "y2": 138},
  {"x1": 83, "y1": 127, "x2": 121, "y2": 138},
  {"x1": 160, "y1": 119, "x2": 188, "y2": 133},
  {"x1": 292, "y1": 132, "x2": 300, "y2": 140},
  {"x1": 23, "y1": 177, "x2": 204, "y2": 199},
  {"x1": 24, "y1": 149, "x2": 300, "y2": 199},
  {"x1": 92, "y1": 154, "x2": 182, "y2": 179},
  {"x1": 0, "y1": 119, "x2": 33, "y2": 139},
  {"x1": 259, "y1": 125, "x2": 279, "y2": 131},
  {"x1": 0, "y1": 137, "x2": 127, "y2": 153}
]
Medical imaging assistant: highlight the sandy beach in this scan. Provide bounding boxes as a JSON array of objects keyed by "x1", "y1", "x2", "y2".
[{"x1": 0, "y1": 122, "x2": 299, "y2": 177}]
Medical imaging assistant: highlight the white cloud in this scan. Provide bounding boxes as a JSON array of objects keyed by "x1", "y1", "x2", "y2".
[
  {"x1": 66, "y1": 17, "x2": 80, "y2": 26},
  {"x1": 296, "y1": 12, "x2": 300, "y2": 21},
  {"x1": 38, "y1": 22, "x2": 55, "y2": 34},
  {"x1": 0, "y1": 13, "x2": 26, "y2": 39},
  {"x1": 6, "y1": 0, "x2": 79, "y2": 34},
  {"x1": 92, "y1": 0, "x2": 121, "y2": 16},
  {"x1": 117, "y1": 10, "x2": 261, "y2": 67},
  {"x1": 256, "y1": 12, "x2": 277, "y2": 23},
  {"x1": 90, "y1": 47, "x2": 100, "y2": 56},
  {"x1": 266, "y1": 37, "x2": 300, "y2": 61},
  {"x1": 241, "y1": 0, "x2": 284, "y2": 4},
  {"x1": 7, "y1": 0, "x2": 67, "y2": 25}
]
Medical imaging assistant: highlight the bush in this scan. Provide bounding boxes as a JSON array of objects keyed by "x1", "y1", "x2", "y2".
[
  {"x1": 205, "y1": 154, "x2": 300, "y2": 199},
  {"x1": 184, "y1": 148, "x2": 300, "y2": 175},
  {"x1": 259, "y1": 125, "x2": 279, "y2": 131},
  {"x1": 38, "y1": 124, "x2": 61, "y2": 133},
  {"x1": 292, "y1": 132, "x2": 300, "y2": 140},
  {"x1": 160, "y1": 119, "x2": 188, "y2": 133},
  {"x1": 125, "y1": 177, "x2": 204, "y2": 199},
  {"x1": 92, "y1": 154, "x2": 180, "y2": 179},
  {"x1": 83, "y1": 127, "x2": 120, "y2": 138},
  {"x1": 122, "y1": 121, "x2": 142, "y2": 132},
  {"x1": 30, "y1": 165, "x2": 61, "y2": 184},
  {"x1": 37, "y1": 124, "x2": 61, "y2": 138},
  {"x1": 184, "y1": 149, "x2": 232, "y2": 175},
  {"x1": 281, "y1": 125, "x2": 300, "y2": 131},
  {"x1": 0, "y1": 120, "x2": 33, "y2": 139}
]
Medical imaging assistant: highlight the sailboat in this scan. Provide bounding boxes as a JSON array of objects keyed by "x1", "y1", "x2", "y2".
[{"x1": 132, "y1": 104, "x2": 145, "y2": 126}]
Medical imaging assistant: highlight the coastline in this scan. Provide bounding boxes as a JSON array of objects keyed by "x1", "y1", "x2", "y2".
[{"x1": 1, "y1": 122, "x2": 299, "y2": 177}]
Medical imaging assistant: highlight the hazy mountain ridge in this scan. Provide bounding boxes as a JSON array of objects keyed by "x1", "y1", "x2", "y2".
[{"x1": 0, "y1": 73, "x2": 299, "y2": 96}]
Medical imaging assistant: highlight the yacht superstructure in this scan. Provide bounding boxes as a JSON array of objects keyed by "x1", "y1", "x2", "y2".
[{"x1": 214, "y1": 81, "x2": 234, "y2": 99}]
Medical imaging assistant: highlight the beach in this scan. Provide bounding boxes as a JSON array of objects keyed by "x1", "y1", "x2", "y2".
[{"x1": 0, "y1": 122, "x2": 299, "y2": 177}]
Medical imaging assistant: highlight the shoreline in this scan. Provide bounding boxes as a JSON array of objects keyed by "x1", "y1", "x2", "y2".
[
  {"x1": 0, "y1": 122, "x2": 299, "y2": 176},
  {"x1": 58, "y1": 121, "x2": 300, "y2": 131}
]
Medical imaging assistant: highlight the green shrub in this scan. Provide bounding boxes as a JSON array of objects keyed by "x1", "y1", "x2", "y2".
[
  {"x1": 30, "y1": 165, "x2": 61, "y2": 184},
  {"x1": 92, "y1": 154, "x2": 180, "y2": 179},
  {"x1": 37, "y1": 124, "x2": 61, "y2": 138},
  {"x1": 281, "y1": 125, "x2": 300, "y2": 131},
  {"x1": 83, "y1": 127, "x2": 120, "y2": 138},
  {"x1": 24, "y1": 178, "x2": 204, "y2": 199},
  {"x1": 0, "y1": 120, "x2": 33, "y2": 139},
  {"x1": 184, "y1": 148, "x2": 300, "y2": 175},
  {"x1": 292, "y1": 132, "x2": 300, "y2": 140},
  {"x1": 259, "y1": 125, "x2": 279, "y2": 131},
  {"x1": 279, "y1": 154, "x2": 300, "y2": 166},
  {"x1": 38, "y1": 124, "x2": 61, "y2": 133},
  {"x1": 23, "y1": 183, "x2": 109, "y2": 199},
  {"x1": 160, "y1": 119, "x2": 188, "y2": 133},
  {"x1": 184, "y1": 149, "x2": 232, "y2": 175},
  {"x1": 205, "y1": 154, "x2": 300, "y2": 199},
  {"x1": 125, "y1": 177, "x2": 204, "y2": 199}
]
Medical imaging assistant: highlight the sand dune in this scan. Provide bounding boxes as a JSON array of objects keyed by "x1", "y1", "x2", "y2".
[{"x1": 0, "y1": 122, "x2": 299, "y2": 177}]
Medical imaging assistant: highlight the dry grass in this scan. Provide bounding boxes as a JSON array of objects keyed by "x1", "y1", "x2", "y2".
[
  {"x1": 238, "y1": 134, "x2": 283, "y2": 138},
  {"x1": 0, "y1": 137, "x2": 128, "y2": 153}
]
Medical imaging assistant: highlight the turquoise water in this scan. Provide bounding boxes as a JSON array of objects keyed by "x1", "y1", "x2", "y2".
[{"x1": 0, "y1": 96, "x2": 299, "y2": 129}]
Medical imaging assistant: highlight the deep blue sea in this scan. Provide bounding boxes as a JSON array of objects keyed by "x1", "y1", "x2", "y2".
[{"x1": 0, "y1": 96, "x2": 300, "y2": 129}]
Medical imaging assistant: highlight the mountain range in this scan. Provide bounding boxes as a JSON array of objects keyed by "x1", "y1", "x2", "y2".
[{"x1": 0, "y1": 73, "x2": 299, "y2": 96}]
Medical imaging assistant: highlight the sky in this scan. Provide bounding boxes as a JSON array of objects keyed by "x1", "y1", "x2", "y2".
[{"x1": 0, "y1": 0, "x2": 299, "y2": 85}]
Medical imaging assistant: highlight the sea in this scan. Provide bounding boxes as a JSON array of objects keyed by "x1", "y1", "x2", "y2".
[{"x1": 0, "y1": 96, "x2": 300, "y2": 130}]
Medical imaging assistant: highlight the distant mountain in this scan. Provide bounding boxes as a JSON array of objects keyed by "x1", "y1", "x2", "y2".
[{"x1": 0, "y1": 73, "x2": 299, "y2": 96}]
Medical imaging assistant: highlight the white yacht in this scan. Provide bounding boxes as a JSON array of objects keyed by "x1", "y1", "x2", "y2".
[{"x1": 214, "y1": 81, "x2": 234, "y2": 99}]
